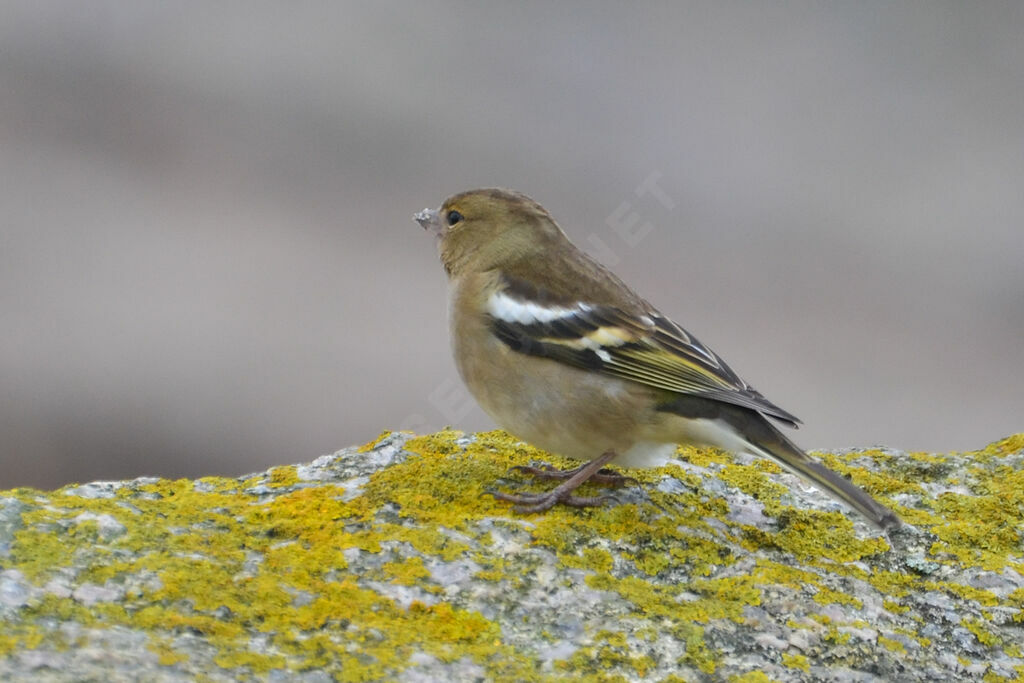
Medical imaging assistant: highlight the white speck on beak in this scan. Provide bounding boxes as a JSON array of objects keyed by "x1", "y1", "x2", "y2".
[{"x1": 414, "y1": 208, "x2": 444, "y2": 237}]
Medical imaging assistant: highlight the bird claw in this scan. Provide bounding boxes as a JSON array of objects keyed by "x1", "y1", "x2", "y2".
[
  {"x1": 508, "y1": 463, "x2": 636, "y2": 487},
  {"x1": 486, "y1": 450, "x2": 623, "y2": 514},
  {"x1": 508, "y1": 464, "x2": 561, "y2": 478}
]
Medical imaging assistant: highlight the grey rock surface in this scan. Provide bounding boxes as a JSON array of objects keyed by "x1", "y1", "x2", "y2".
[{"x1": 0, "y1": 430, "x2": 1021, "y2": 681}]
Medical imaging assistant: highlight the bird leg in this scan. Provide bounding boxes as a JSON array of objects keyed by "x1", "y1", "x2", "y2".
[
  {"x1": 509, "y1": 463, "x2": 637, "y2": 487},
  {"x1": 490, "y1": 450, "x2": 621, "y2": 513}
]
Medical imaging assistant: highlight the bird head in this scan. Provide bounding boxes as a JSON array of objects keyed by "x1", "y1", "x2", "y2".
[{"x1": 415, "y1": 188, "x2": 566, "y2": 277}]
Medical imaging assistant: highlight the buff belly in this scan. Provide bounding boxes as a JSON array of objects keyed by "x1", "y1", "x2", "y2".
[{"x1": 453, "y1": 322, "x2": 680, "y2": 468}]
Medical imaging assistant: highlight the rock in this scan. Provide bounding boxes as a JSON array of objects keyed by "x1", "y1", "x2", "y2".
[{"x1": 0, "y1": 429, "x2": 1021, "y2": 681}]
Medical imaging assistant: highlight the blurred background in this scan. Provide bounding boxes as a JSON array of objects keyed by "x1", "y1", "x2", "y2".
[{"x1": 2, "y1": 2, "x2": 1022, "y2": 489}]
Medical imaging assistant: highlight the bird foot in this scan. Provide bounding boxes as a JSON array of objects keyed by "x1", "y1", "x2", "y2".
[
  {"x1": 487, "y1": 488, "x2": 609, "y2": 513},
  {"x1": 510, "y1": 463, "x2": 637, "y2": 487},
  {"x1": 488, "y1": 450, "x2": 623, "y2": 513}
]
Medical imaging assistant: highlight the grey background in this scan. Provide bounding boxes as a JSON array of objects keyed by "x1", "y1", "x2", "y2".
[{"x1": 2, "y1": 2, "x2": 1022, "y2": 489}]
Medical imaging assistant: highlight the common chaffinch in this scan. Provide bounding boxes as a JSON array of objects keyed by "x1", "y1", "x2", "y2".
[{"x1": 415, "y1": 188, "x2": 900, "y2": 530}]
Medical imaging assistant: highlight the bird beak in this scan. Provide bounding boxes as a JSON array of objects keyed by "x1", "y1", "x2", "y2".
[{"x1": 414, "y1": 208, "x2": 443, "y2": 238}]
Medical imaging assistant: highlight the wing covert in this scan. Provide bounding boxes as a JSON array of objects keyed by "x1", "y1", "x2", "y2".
[{"x1": 486, "y1": 276, "x2": 801, "y2": 427}]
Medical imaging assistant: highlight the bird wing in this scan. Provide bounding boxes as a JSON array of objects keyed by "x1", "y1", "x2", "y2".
[{"x1": 487, "y1": 274, "x2": 802, "y2": 428}]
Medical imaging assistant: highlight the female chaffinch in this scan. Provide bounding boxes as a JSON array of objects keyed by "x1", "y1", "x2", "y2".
[{"x1": 415, "y1": 188, "x2": 900, "y2": 531}]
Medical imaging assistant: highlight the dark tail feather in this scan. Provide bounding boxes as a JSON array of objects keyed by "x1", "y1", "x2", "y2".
[
  {"x1": 658, "y1": 395, "x2": 902, "y2": 530},
  {"x1": 741, "y1": 415, "x2": 901, "y2": 531}
]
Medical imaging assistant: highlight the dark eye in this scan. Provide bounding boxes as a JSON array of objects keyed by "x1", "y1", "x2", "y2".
[{"x1": 446, "y1": 210, "x2": 464, "y2": 226}]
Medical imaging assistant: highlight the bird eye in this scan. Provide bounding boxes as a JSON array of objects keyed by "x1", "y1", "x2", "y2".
[{"x1": 446, "y1": 210, "x2": 464, "y2": 226}]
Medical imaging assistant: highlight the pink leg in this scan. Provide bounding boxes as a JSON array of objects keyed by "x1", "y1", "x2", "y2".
[
  {"x1": 490, "y1": 450, "x2": 621, "y2": 513},
  {"x1": 510, "y1": 462, "x2": 637, "y2": 487}
]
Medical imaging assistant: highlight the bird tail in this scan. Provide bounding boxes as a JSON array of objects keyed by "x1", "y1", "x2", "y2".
[{"x1": 739, "y1": 416, "x2": 901, "y2": 531}]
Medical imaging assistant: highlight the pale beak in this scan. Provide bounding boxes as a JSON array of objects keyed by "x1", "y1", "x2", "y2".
[{"x1": 414, "y1": 208, "x2": 443, "y2": 237}]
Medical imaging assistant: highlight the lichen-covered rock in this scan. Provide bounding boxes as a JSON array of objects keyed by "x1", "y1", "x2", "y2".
[{"x1": 0, "y1": 430, "x2": 1022, "y2": 681}]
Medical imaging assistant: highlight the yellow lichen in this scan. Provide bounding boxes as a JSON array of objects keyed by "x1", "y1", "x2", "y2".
[
  {"x1": 878, "y1": 635, "x2": 906, "y2": 653},
  {"x1": 676, "y1": 445, "x2": 731, "y2": 468},
  {"x1": 781, "y1": 652, "x2": 810, "y2": 672},
  {"x1": 963, "y1": 618, "x2": 1001, "y2": 648},
  {"x1": 883, "y1": 599, "x2": 909, "y2": 614},
  {"x1": 382, "y1": 556, "x2": 432, "y2": 586},
  {"x1": 267, "y1": 465, "x2": 300, "y2": 488},
  {"x1": 980, "y1": 434, "x2": 1024, "y2": 457},
  {"x1": 729, "y1": 672, "x2": 779, "y2": 683},
  {"x1": 358, "y1": 430, "x2": 394, "y2": 452}
]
